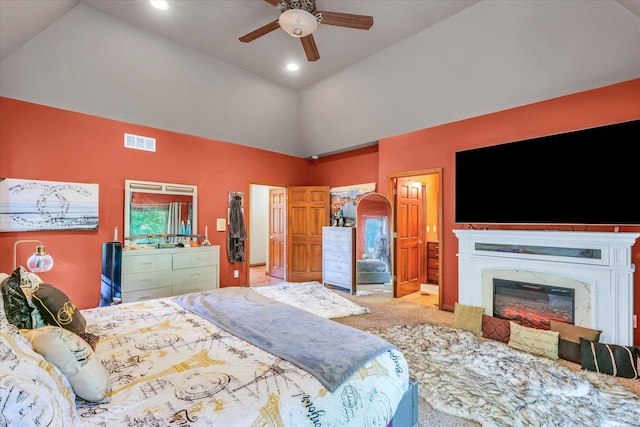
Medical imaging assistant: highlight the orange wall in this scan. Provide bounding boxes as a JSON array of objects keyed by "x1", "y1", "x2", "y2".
[
  {"x1": 2, "y1": 79, "x2": 640, "y2": 342},
  {"x1": 378, "y1": 79, "x2": 640, "y2": 341},
  {"x1": 307, "y1": 145, "x2": 379, "y2": 189},
  {"x1": 0, "y1": 97, "x2": 310, "y2": 309}
]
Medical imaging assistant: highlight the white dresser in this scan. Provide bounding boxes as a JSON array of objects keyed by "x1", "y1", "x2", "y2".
[
  {"x1": 322, "y1": 226, "x2": 355, "y2": 294},
  {"x1": 120, "y1": 246, "x2": 219, "y2": 303}
]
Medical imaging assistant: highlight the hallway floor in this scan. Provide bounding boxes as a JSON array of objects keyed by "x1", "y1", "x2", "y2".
[{"x1": 249, "y1": 265, "x2": 283, "y2": 287}]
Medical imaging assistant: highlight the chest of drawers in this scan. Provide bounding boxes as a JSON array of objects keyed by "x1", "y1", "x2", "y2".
[
  {"x1": 322, "y1": 226, "x2": 356, "y2": 294},
  {"x1": 101, "y1": 245, "x2": 220, "y2": 305},
  {"x1": 427, "y1": 241, "x2": 439, "y2": 285}
]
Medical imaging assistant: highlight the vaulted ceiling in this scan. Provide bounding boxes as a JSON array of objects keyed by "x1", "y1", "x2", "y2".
[{"x1": 1, "y1": 1, "x2": 639, "y2": 157}]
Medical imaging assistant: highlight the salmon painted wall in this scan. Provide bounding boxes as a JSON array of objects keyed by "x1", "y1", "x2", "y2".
[
  {"x1": 0, "y1": 97, "x2": 310, "y2": 309},
  {"x1": 307, "y1": 145, "x2": 379, "y2": 189},
  {"x1": 2, "y1": 80, "x2": 639, "y2": 341},
  {"x1": 376, "y1": 79, "x2": 640, "y2": 342}
]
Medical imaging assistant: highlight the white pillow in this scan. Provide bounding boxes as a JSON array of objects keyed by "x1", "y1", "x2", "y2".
[
  {"x1": 0, "y1": 325, "x2": 79, "y2": 425},
  {"x1": 22, "y1": 326, "x2": 111, "y2": 402}
]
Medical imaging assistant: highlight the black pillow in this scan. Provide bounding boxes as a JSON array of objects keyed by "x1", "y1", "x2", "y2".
[
  {"x1": 0, "y1": 269, "x2": 33, "y2": 329},
  {"x1": 31, "y1": 283, "x2": 86, "y2": 334},
  {"x1": 580, "y1": 337, "x2": 639, "y2": 379}
]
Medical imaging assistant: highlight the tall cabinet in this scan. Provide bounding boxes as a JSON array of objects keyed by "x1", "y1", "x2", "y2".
[
  {"x1": 322, "y1": 226, "x2": 356, "y2": 294},
  {"x1": 101, "y1": 245, "x2": 220, "y2": 306}
]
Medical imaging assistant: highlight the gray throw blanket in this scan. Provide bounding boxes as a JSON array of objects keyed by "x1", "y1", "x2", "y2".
[{"x1": 172, "y1": 287, "x2": 396, "y2": 391}]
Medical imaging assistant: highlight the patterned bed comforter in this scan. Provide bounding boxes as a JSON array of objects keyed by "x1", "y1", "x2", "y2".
[{"x1": 78, "y1": 296, "x2": 409, "y2": 426}]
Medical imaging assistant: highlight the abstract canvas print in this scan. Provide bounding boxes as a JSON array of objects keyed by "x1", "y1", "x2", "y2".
[{"x1": 0, "y1": 178, "x2": 99, "y2": 231}]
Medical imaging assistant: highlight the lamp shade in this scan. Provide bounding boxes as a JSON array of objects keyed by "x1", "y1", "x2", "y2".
[
  {"x1": 278, "y1": 9, "x2": 318, "y2": 38},
  {"x1": 27, "y1": 245, "x2": 54, "y2": 272}
]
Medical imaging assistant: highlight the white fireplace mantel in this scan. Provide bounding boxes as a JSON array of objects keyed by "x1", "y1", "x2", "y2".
[{"x1": 453, "y1": 229, "x2": 640, "y2": 345}]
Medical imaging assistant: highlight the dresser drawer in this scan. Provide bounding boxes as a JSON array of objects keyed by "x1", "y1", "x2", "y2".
[
  {"x1": 324, "y1": 260, "x2": 352, "y2": 275},
  {"x1": 427, "y1": 258, "x2": 439, "y2": 269},
  {"x1": 323, "y1": 250, "x2": 352, "y2": 263},
  {"x1": 323, "y1": 228, "x2": 353, "y2": 242},
  {"x1": 324, "y1": 270, "x2": 352, "y2": 287},
  {"x1": 173, "y1": 250, "x2": 217, "y2": 269},
  {"x1": 121, "y1": 286, "x2": 171, "y2": 303},
  {"x1": 323, "y1": 240, "x2": 352, "y2": 253},
  {"x1": 172, "y1": 265, "x2": 217, "y2": 286},
  {"x1": 123, "y1": 253, "x2": 172, "y2": 274},
  {"x1": 172, "y1": 282, "x2": 216, "y2": 296},
  {"x1": 122, "y1": 270, "x2": 172, "y2": 291}
]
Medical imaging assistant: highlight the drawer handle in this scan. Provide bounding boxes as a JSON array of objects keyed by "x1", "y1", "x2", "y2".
[
  {"x1": 138, "y1": 279, "x2": 152, "y2": 284},
  {"x1": 138, "y1": 296, "x2": 152, "y2": 301},
  {"x1": 139, "y1": 262, "x2": 153, "y2": 267},
  {"x1": 190, "y1": 273, "x2": 202, "y2": 278},
  {"x1": 191, "y1": 258, "x2": 202, "y2": 263}
]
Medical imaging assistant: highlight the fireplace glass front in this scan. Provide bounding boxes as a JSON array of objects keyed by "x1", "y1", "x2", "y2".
[{"x1": 493, "y1": 278, "x2": 574, "y2": 329}]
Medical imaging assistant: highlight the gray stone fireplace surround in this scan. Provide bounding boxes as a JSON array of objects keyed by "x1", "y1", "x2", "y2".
[{"x1": 454, "y1": 229, "x2": 640, "y2": 346}]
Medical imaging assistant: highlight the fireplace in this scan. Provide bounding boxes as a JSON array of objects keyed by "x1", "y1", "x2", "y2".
[
  {"x1": 492, "y1": 278, "x2": 574, "y2": 329},
  {"x1": 454, "y1": 230, "x2": 640, "y2": 346}
]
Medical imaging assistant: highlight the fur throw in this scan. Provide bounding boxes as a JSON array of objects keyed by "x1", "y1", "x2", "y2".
[{"x1": 369, "y1": 323, "x2": 640, "y2": 427}]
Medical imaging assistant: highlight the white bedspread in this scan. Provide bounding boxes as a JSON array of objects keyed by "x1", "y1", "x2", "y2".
[{"x1": 79, "y1": 297, "x2": 408, "y2": 426}]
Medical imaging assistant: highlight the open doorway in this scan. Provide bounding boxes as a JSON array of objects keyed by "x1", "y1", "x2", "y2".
[
  {"x1": 248, "y1": 183, "x2": 286, "y2": 287},
  {"x1": 388, "y1": 169, "x2": 442, "y2": 308}
]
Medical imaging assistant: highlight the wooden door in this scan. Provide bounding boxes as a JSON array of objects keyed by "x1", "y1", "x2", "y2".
[
  {"x1": 269, "y1": 187, "x2": 286, "y2": 280},
  {"x1": 287, "y1": 186, "x2": 329, "y2": 282},
  {"x1": 394, "y1": 178, "x2": 422, "y2": 297}
]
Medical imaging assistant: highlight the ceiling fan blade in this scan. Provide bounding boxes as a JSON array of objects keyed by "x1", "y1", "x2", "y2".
[
  {"x1": 239, "y1": 19, "x2": 281, "y2": 43},
  {"x1": 317, "y1": 11, "x2": 373, "y2": 30},
  {"x1": 264, "y1": 0, "x2": 280, "y2": 6},
  {"x1": 301, "y1": 35, "x2": 320, "y2": 62}
]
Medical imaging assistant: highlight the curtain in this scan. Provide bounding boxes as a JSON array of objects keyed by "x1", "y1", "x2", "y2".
[{"x1": 167, "y1": 202, "x2": 181, "y2": 243}]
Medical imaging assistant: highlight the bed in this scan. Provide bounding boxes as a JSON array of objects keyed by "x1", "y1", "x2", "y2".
[
  {"x1": 1, "y1": 268, "x2": 416, "y2": 426},
  {"x1": 357, "y1": 259, "x2": 391, "y2": 284}
]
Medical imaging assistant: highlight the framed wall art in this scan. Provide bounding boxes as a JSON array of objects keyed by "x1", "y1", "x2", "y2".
[
  {"x1": 329, "y1": 182, "x2": 375, "y2": 227},
  {"x1": 0, "y1": 178, "x2": 99, "y2": 232}
]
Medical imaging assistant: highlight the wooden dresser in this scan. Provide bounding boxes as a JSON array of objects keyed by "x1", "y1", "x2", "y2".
[
  {"x1": 427, "y1": 241, "x2": 439, "y2": 285},
  {"x1": 101, "y1": 245, "x2": 220, "y2": 305},
  {"x1": 322, "y1": 226, "x2": 356, "y2": 294}
]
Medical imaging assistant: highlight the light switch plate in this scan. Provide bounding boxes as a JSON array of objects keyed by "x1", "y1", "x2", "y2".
[{"x1": 216, "y1": 218, "x2": 226, "y2": 231}]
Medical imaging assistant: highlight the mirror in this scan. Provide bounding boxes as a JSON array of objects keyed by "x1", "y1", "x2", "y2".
[
  {"x1": 124, "y1": 180, "x2": 197, "y2": 245},
  {"x1": 355, "y1": 193, "x2": 392, "y2": 297}
]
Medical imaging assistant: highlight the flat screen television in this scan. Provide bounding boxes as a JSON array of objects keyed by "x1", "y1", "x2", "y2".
[{"x1": 455, "y1": 119, "x2": 640, "y2": 225}]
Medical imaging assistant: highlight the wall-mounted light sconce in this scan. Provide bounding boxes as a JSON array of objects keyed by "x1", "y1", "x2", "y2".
[{"x1": 13, "y1": 240, "x2": 54, "y2": 272}]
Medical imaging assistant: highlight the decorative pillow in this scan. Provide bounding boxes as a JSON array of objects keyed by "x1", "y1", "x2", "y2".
[
  {"x1": 580, "y1": 338, "x2": 639, "y2": 379},
  {"x1": 0, "y1": 268, "x2": 33, "y2": 329},
  {"x1": 17, "y1": 266, "x2": 47, "y2": 328},
  {"x1": 454, "y1": 303, "x2": 485, "y2": 336},
  {"x1": 508, "y1": 321, "x2": 559, "y2": 360},
  {"x1": 78, "y1": 330, "x2": 101, "y2": 351},
  {"x1": 482, "y1": 314, "x2": 511, "y2": 343},
  {"x1": 30, "y1": 283, "x2": 87, "y2": 334},
  {"x1": 22, "y1": 326, "x2": 111, "y2": 402},
  {"x1": 549, "y1": 320, "x2": 602, "y2": 364},
  {"x1": 0, "y1": 325, "x2": 79, "y2": 425}
]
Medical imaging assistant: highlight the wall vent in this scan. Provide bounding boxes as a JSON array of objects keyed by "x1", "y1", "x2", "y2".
[{"x1": 124, "y1": 133, "x2": 156, "y2": 152}]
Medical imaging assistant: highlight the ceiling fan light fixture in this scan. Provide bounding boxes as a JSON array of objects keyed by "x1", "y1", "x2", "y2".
[{"x1": 279, "y1": 9, "x2": 318, "y2": 38}]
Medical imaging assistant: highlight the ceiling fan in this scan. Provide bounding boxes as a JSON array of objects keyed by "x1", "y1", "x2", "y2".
[{"x1": 239, "y1": 0, "x2": 374, "y2": 62}]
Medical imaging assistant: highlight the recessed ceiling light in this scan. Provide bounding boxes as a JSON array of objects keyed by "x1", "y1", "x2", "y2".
[
  {"x1": 149, "y1": 0, "x2": 169, "y2": 10},
  {"x1": 286, "y1": 63, "x2": 300, "y2": 71}
]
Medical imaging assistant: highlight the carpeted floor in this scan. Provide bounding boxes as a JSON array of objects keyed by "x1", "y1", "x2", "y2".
[{"x1": 332, "y1": 290, "x2": 640, "y2": 427}]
